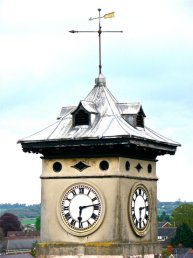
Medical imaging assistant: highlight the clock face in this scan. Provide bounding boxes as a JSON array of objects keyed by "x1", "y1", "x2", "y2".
[
  {"x1": 60, "y1": 183, "x2": 104, "y2": 235},
  {"x1": 129, "y1": 184, "x2": 150, "y2": 236}
]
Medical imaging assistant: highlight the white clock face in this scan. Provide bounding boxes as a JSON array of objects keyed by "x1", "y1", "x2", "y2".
[
  {"x1": 130, "y1": 185, "x2": 150, "y2": 236},
  {"x1": 60, "y1": 183, "x2": 103, "y2": 234}
]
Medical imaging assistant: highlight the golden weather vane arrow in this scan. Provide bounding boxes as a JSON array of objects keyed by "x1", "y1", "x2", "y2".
[{"x1": 69, "y1": 9, "x2": 123, "y2": 75}]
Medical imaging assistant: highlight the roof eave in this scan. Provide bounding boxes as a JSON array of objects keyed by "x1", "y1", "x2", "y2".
[{"x1": 19, "y1": 135, "x2": 179, "y2": 158}]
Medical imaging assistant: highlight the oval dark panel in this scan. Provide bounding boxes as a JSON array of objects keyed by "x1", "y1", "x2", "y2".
[
  {"x1": 99, "y1": 160, "x2": 109, "y2": 171},
  {"x1": 53, "y1": 162, "x2": 62, "y2": 172},
  {"x1": 148, "y1": 164, "x2": 152, "y2": 173},
  {"x1": 125, "y1": 161, "x2": 130, "y2": 171}
]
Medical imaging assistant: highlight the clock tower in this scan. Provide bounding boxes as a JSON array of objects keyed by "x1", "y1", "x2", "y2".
[{"x1": 18, "y1": 10, "x2": 180, "y2": 258}]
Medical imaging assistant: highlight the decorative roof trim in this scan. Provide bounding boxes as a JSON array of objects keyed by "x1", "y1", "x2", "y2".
[
  {"x1": 71, "y1": 101, "x2": 98, "y2": 115},
  {"x1": 59, "y1": 106, "x2": 76, "y2": 118},
  {"x1": 117, "y1": 103, "x2": 146, "y2": 117}
]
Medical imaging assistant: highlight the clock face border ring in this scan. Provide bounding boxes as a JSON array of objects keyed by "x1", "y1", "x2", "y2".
[
  {"x1": 129, "y1": 183, "x2": 151, "y2": 237},
  {"x1": 57, "y1": 182, "x2": 105, "y2": 236}
]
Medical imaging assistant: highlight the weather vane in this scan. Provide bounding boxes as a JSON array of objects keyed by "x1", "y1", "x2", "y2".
[{"x1": 69, "y1": 9, "x2": 123, "y2": 75}]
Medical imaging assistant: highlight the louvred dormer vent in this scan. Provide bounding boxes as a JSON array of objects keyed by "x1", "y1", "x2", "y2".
[
  {"x1": 71, "y1": 100, "x2": 98, "y2": 127},
  {"x1": 118, "y1": 103, "x2": 145, "y2": 128},
  {"x1": 136, "y1": 113, "x2": 144, "y2": 128},
  {"x1": 74, "y1": 109, "x2": 90, "y2": 126}
]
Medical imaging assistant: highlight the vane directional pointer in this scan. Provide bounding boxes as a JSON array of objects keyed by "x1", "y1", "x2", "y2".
[{"x1": 69, "y1": 9, "x2": 123, "y2": 75}]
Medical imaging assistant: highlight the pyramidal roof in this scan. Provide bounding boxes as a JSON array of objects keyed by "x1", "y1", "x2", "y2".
[{"x1": 18, "y1": 73, "x2": 180, "y2": 158}]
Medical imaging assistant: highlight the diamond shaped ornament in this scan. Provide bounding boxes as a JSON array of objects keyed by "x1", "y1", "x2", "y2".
[
  {"x1": 135, "y1": 163, "x2": 143, "y2": 172},
  {"x1": 71, "y1": 161, "x2": 90, "y2": 172}
]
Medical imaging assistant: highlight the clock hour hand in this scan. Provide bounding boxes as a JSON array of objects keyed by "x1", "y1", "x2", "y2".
[
  {"x1": 78, "y1": 206, "x2": 83, "y2": 226},
  {"x1": 139, "y1": 206, "x2": 145, "y2": 220}
]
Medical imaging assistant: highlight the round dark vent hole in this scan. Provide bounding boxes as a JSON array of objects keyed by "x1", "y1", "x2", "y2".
[
  {"x1": 125, "y1": 161, "x2": 130, "y2": 171},
  {"x1": 99, "y1": 160, "x2": 109, "y2": 171},
  {"x1": 53, "y1": 162, "x2": 62, "y2": 172},
  {"x1": 148, "y1": 164, "x2": 152, "y2": 173}
]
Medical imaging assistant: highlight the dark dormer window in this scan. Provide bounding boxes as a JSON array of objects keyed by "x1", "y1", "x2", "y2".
[
  {"x1": 136, "y1": 113, "x2": 144, "y2": 128},
  {"x1": 74, "y1": 109, "x2": 90, "y2": 126}
]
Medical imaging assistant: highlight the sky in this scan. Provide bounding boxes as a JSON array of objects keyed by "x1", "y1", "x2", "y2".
[{"x1": 0, "y1": 0, "x2": 193, "y2": 204}]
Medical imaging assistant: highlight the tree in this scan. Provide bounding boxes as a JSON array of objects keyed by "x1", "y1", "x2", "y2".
[
  {"x1": 171, "y1": 203, "x2": 193, "y2": 230},
  {"x1": 35, "y1": 216, "x2": 40, "y2": 231},
  {"x1": 158, "y1": 211, "x2": 170, "y2": 222},
  {"x1": 171, "y1": 223, "x2": 193, "y2": 247},
  {"x1": 0, "y1": 213, "x2": 22, "y2": 236}
]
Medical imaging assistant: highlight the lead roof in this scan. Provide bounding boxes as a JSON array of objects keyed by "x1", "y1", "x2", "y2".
[{"x1": 18, "y1": 74, "x2": 180, "y2": 157}]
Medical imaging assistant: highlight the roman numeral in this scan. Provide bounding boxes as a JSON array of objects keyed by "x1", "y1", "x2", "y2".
[
  {"x1": 79, "y1": 187, "x2": 84, "y2": 194},
  {"x1": 94, "y1": 204, "x2": 99, "y2": 210},
  {"x1": 132, "y1": 194, "x2": 137, "y2": 201},
  {"x1": 87, "y1": 189, "x2": 91, "y2": 196},
  {"x1": 70, "y1": 219, "x2": 76, "y2": 226},
  {"x1": 65, "y1": 212, "x2": 71, "y2": 221},
  {"x1": 139, "y1": 188, "x2": 141, "y2": 195},
  {"x1": 71, "y1": 190, "x2": 76, "y2": 196},
  {"x1": 134, "y1": 218, "x2": 138, "y2": 227},
  {"x1": 142, "y1": 191, "x2": 146, "y2": 198},
  {"x1": 79, "y1": 221, "x2": 83, "y2": 228},
  {"x1": 87, "y1": 220, "x2": 91, "y2": 227},
  {"x1": 132, "y1": 213, "x2": 136, "y2": 220},
  {"x1": 141, "y1": 221, "x2": 145, "y2": 229},
  {"x1": 92, "y1": 197, "x2": 97, "y2": 202},
  {"x1": 91, "y1": 213, "x2": 97, "y2": 220},
  {"x1": 141, "y1": 189, "x2": 144, "y2": 196}
]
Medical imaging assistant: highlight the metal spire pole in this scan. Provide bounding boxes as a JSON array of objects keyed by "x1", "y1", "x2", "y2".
[
  {"x1": 69, "y1": 9, "x2": 123, "y2": 76},
  {"x1": 98, "y1": 8, "x2": 102, "y2": 74}
]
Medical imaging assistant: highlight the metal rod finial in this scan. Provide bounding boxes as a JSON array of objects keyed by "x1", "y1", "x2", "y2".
[{"x1": 69, "y1": 9, "x2": 123, "y2": 76}]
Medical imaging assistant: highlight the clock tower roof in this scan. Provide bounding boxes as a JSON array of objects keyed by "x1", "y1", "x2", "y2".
[{"x1": 18, "y1": 73, "x2": 180, "y2": 159}]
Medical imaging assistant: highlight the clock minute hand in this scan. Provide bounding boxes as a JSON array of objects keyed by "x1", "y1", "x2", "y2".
[
  {"x1": 78, "y1": 204, "x2": 93, "y2": 220},
  {"x1": 139, "y1": 206, "x2": 145, "y2": 210},
  {"x1": 80, "y1": 204, "x2": 98, "y2": 210}
]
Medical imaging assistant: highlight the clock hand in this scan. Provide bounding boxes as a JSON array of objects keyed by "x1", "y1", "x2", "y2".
[
  {"x1": 78, "y1": 204, "x2": 97, "y2": 226},
  {"x1": 78, "y1": 216, "x2": 82, "y2": 227},
  {"x1": 139, "y1": 206, "x2": 145, "y2": 221},
  {"x1": 79, "y1": 206, "x2": 83, "y2": 216},
  {"x1": 78, "y1": 206, "x2": 83, "y2": 227},
  {"x1": 139, "y1": 206, "x2": 145, "y2": 211},
  {"x1": 139, "y1": 206, "x2": 146, "y2": 211},
  {"x1": 139, "y1": 207, "x2": 142, "y2": 221},
  {"x1": 80, "y1": 204, "x2": 98, "y2": 210}
]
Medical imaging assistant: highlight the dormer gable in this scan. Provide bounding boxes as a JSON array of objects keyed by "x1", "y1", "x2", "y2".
[
  {"x1": 117, "y1": 103, "x2": 146, "y2": 128},
  {"x1": 71, "y1": 101, "x2": 98, "y2": 127}
]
